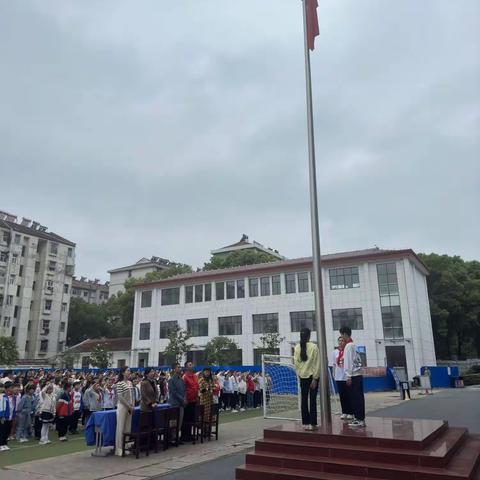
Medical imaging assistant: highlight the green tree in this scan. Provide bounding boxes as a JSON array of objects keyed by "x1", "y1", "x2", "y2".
[
  {"x1": 204, "y1": 337, "x2": 239, "y2": 365},
  {"x1": 59, "y1": 348, "x2": 80, "y2": 369},
  {"x1": 419, "y1": 253, "x2": 480, "y2": 359},
  {"x1": 0, "y1": 337, "x2": 19, "y2": 365},
  {"x1": 257, "y1": 332, "x2": 286, "y2": 353},
  {"x1": 163, "y1": 326, "x2": 192, "y2": 364},
  {"x1": 203, "y1": 250, "x2": 278, "y2": 271},
  {"x1": 144, "y1": 263, "x2": 193, "y2": 282},
  {"x1": 89, "y1": 342, "x2": 112, "y2": 368}
]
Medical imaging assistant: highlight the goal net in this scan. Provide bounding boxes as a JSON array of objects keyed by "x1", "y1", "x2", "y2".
[{"x1": 262, "y1": 354, "x2": 340, "y2": 420}]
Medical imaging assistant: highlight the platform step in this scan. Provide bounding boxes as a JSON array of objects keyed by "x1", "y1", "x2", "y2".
[
  {"x1": 255, "y1": 427, "x2": 468, "y2": 468},
  {"x1": 245, "y1": 436, "x2": 480, "y2": 480}
]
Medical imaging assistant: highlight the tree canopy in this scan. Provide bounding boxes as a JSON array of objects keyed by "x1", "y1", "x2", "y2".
[
  {"x1": 0, "y1": 336, "x2": 19, "y2": 365},
  {"x1": 204, "y1": 336, "x2": 239, "y2": 365},
  {"x1": 419, "y1": 253, "x2": 480, "y2": 360},
  {"x1": 203, "y1": 250, "x2": 279, "y2": 271}
]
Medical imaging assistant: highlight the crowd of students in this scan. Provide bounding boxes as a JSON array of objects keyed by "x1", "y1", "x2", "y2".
[{"x1": 0, "y1": 364, "x2": 270, "y2": 454}]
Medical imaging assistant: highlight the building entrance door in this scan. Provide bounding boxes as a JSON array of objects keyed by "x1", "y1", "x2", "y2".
[{"x1": 385, "y1": 345, "x2": 407, "y2": 369}]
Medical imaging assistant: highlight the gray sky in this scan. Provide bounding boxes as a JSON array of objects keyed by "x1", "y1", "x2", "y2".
[{"x1": 1, "y1": 0, "x2": 479, "y2": 282}]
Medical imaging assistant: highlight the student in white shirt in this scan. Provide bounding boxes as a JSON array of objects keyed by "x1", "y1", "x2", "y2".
[
  {"x1": 340, "y1": 326, "x2": 365, "y2": 427},
  {"x1": 331, "y1": 336, "x2": 354, "y2": 420}
]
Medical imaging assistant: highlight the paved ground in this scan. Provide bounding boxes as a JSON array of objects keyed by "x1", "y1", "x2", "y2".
[{"x1": 3, "y1": 388, "x2": 477, "y2": 480}]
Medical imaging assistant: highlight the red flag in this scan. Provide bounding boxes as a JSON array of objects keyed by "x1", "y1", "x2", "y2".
[{"x1": 306, "y1": 0, "x2": 319, "y2": 51}]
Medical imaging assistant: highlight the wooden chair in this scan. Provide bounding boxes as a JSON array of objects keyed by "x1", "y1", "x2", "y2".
[
  {"x1": 203, "y1": 403, "x2": 220, "y2": 441},
  {"x1": 182, "y1": 403, "x2": 204, "y2": 445},
  {"x1": 122, "y1": 411, "x2": 152, "y2": 459},
  {"x1": 152, "y1": 407, "x2": 168, "y2": 453},
  {"x1": 166, "y1": 407, "x2": 180, "y2": 448}
]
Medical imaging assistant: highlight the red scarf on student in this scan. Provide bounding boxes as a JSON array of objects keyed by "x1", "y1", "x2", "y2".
[{"x1": 336, "y1": 339, "x2": 353, "y2": 367}]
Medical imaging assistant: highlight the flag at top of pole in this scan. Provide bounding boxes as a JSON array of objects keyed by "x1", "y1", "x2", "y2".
[{"x1": 306, "y1": 0, "x2": 319, "y2": 50}]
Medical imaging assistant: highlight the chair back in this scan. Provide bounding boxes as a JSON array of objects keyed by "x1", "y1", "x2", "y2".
[
  {"x1": 194, "y1": 403, "x2": 204, "y2": 423},
  {"x1": 209, "y1": 403, "x2": 220, "y2": 423},
  {"x1": 154, "y1": 407, "x2": 167, "y2": 429},
  {"x1": 138, "y1": 411, "x2": 153, "y2": 432},
  {"x1": 167, "y1": 407, "x2": 180, "y2": 428}
]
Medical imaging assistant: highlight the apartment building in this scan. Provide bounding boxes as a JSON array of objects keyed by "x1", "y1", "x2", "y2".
[
  {"x1": 131, "y1": 248, "x2": 436, "y2": 379},
  {"x1": 71, "y1": 276, "x2": 109, "y2": 305},
  {"x1": 108, "y1": 256, "x2": 174, "y2": 297},
  {"x1": 0, "y1": 211, "x2": 75, "y2": 360}
]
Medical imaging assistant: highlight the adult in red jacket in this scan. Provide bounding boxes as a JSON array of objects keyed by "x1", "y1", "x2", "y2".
[
  {"x1": 181, "y1": 361, "x2": 199, "y2": 441},
  {"x1": 246, "y1": 375, "x2": 255, "y2": 409}
]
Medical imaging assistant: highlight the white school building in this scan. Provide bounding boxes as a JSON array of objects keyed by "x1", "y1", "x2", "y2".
[{"x1": 130, "y1": 248, "x2": 436, "y2": 380}]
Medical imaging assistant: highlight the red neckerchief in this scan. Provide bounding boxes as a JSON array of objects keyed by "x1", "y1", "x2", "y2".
[{"x1": 337, "y1": 339, "x2": 353, "y2": 366}]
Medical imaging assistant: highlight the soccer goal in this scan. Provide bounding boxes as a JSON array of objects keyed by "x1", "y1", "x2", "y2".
[{"x1": 262, "y1": 354, "x2": 340, "y2": 420}]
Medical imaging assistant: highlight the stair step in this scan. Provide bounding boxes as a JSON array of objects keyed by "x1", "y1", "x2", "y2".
[
  {"x1": 255, "y1": 428, "x2": 468, "y2": 467},
  {"x1": 236, "y1": 464, "x2": 375, "y2": 480},
  {"x1": 246, "y1": 437, "x2": 480, "y2": 480}
]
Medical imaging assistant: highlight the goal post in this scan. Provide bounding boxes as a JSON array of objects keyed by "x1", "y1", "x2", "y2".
[{"x1": 262, "y1": 354, "x2": 340, "y2": 421}]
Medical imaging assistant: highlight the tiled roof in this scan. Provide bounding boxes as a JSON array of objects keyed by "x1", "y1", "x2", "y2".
[
  {"x1": 68, "y1": 337, "x2": 132, "y2": 353},
  {"x1": 135, "y1": 248, "x2": 428, "y2": 289},
  {"x1": 0, "y1": 219, "x2": 75, "y2": 247},
  {"x1": 108, "y1": 257, "x2": 173, "y2": 273}
]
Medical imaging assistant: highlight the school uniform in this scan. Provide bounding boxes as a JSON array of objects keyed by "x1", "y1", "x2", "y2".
[
  {"x1": 16, "y1": 394, "x2": 34, "y2": 440},
  {"x1": 343, "y1": 341, "x2": 365, "y2": 422},
  {"x1": 331, "y1": 349, "x2": 354, "y2": 416},
  {"x1": 0, "y1": 393, "x2": 16, "y2": 448}
]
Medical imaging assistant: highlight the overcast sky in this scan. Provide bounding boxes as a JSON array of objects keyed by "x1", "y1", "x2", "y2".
[{"x1": 0, "y1": 1, "x2": 478, "y2": 282}]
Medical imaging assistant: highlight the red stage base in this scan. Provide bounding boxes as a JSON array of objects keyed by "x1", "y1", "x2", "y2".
[{"x1": 236, "y1": 416, "x2": 480, "y2": 480}]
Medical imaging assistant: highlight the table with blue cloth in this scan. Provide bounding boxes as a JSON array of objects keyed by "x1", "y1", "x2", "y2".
[{"x1": 85, "y1": 404, "x2": 170, "y2": 456}]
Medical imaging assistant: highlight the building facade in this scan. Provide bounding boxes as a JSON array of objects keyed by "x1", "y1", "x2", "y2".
[
  {"x1": 0, "y1": 211, "x2": 75, "y2": 360},
  {"x1": 108, "y1": 256, "x2": 173, "y2": 298},
  {"x1": 71, "y1": 277, "x2": 109, "y2": 305},
  {"x1": 130, "y1": 248, "x2": 436, "y2": 379}
]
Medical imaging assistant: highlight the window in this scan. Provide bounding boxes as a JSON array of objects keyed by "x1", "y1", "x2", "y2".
[
  {"x1": 332, "y1": 308, "x2": 364, "y2": 330},
  {"x1": 25, "y1": 340, "x2": 29, "y2": 352},
  {"x1": 13, "y1": 305, "x2": 19, "y2": 318},
  {"x1": 35, "y1": 261, "x2": 40, "y2": 273},
  {"x1": 48, "y1": 260, "x2": 56, "y2": 272},
  {"x1": 297, "y1": 272, "x2": 309, "y2": 293},
  {"x1": 3, "y1": 317, "x2": 10, "y2": 327},
  {"x1": 28, "y1": 320, "x2": 32, "y2": 330},
  {"x1": 83, "y1": 291, "x2": 88, "y2": 297},
  {"x1": 204, "y1": 283, "x2": 212, "y2": 302},
  {"x1": 117, "y1": 359, "x2": 126, "y2": 368},
  {"x1": 61, "y1": 302, "x2": 67, "y2": 312},
  {"x1": 226, "y1": 281, "x2": 236, "y2": 299},
  {"x1": 253, "y1": 313, "x2": 279, "y2": 334},
  {"x1": 138, "y1": 352, "x2": 149, "y2": 368},
  {"x1": 45, "y1": 279, "x2": 54, "y2": 292},
  {"x1": 215, "y1": 282, "x2": 225, "y2": 301},
  {"x1": 42, "y1": 319, "x2": 50, "y2": 330},
  {"x1": 195, "y1": 284, "x2": 203, "y2": 302},
  {"x1": 67, "y1": 248, "x2": 73, "y2": 257},
  {"x1": 11, "y1": 327, "x2": 16, "y2": 337},
  {"x1": 161, "y1": 287, "x2": 180, "y2": 306},
  {"x1": 329, "y1": 266, "x2": 360, "y2": 290},
  {"x1": 285, "y1": 273, "x2": 296, "y2": 294},
  {"x1": 159, "y1": 320, "x2": 178, "y2": 338},
  {"x1": 0, "y1": 251, "x2": 8, "y2": 262},
  {"x1": 60, "y1": 322, "x2": 66, "y2": 332},
  {"x1": 14, "y1": 234, "x2": 21, "y2": 244},
  {"x1": 32, "y1": 281, "x2": 36, "y2": 291},
  {"x1": 12, "y1": 254, "x2": 18, "y2": 264},
  {"x1": 63, "y1": 284, "x2": 69, "y2": 294},
  {"x1": 290, "y1": 311, "x2": 316, "y2": 332},
  {"x1": 237, "y1": 279, "x2": 245, "y2": 298},
  {"x1": 128, "y1": 270, "x2": 132, "y2": 278},
  {"x1": 2, "y1": 231, "x2": 8, "y2": 243},
  {"x1": 16, "y1": 285, "x2": 20, "y2": 297},
  {"x1": 81, "y1": 356, "x2": 90, "y2": 368},
  {"x1": 260, "y1": 277, "x2": 270, "y2": 296},
  {"x1": 58, "y1": 341, "x2": 64, "y2": 352},
  {"x1": 40, "y1": 340, "x2": 48, "y2": 352},
  {"x1": 218, "y1": 316, "x2": 242, "y2": 335},
  {"x1": 254, "y1": 348, "x2": 279, "y2": 365},
  {"x1": 272, "y1": 275, "x2": 281, "y2": 295},
  {"x1": 187, "y1": 350, "x2": 207, "y2": 365},
  {"x1": 50, "y1": 243, "x2": 58, "y2": 255},
  {"x1": 185, "y1": 286, "x2": 194, "y2": 303},
  {"x1": 30, "y1": 301, "x2": 33, "y2": 310},
  {"x1": 72, "y1": 288, "x2": 80, "y2": 295},
  {"x1": 44, "y1": 299, "x2": 52, "y2": 311},
  {"x1": 21, "y1": 246, "x2": 26, "y2": 257},
  {"x1": 9, "y1": 274, "x2": 15, "y2": 285},
  {"x1": 141, "y1": 290, "x2": 152, "y2": 308},
  {"x1": 249, "y1": 278, "x2": 259, "y2": 297},
  {"x1": 381, "y1": 306, "x2": 404, "y2": 340},
  {"x1": 6, "y1": 295, "x2": 13, "y2": 306},
  {"x1": 65, "y1": 265, "x2": 74, "y2": 276},
  {"x1": 19, "y1": 265, "x2": 23, "y2": 277},
  {"x1": 187, "y1": 318, "x2": 209, "y2": 337},
  {"x1": 139, "y1": 322, "x2": 151, "y2": 340}
]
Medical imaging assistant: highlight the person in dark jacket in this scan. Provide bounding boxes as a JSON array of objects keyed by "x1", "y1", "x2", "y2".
[
  {"x1": 55, "y1": 382, "x2": 72, "y2": 441},
  {"x1": 168, "y1": 364, "x2": 186, "y2": 437},
  {"x1": 140, "y1": 368, "x2": 158, "y2": 412}
]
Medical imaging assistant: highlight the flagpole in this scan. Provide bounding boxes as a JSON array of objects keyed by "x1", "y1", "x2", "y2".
[{"x1": 301, "y1": 0, "x2": 331, "y2": 427}]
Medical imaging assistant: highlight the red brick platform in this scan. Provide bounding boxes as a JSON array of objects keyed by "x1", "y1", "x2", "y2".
[{"x1": 236, "y1": 417, "x2": 480, "y2": 479}]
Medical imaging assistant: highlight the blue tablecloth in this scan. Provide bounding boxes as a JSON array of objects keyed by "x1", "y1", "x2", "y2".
[{"x1": 85, "y1": 404, "x2": 171, "y2": 447}]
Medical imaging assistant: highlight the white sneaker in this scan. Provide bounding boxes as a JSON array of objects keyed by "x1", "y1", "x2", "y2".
[
  {"x1": 19, "y1": 438, "x2": 29, "y2": 443},
  {"x1": 340, "y1": 414, "x2": 348, "y2": 419},
  {"x1": 348, "y1": 420, "x2": 366, "y2": 428},
  {"x1": 240, "y1": 408, "x2": 245, "y2": 412},
  {"x1": 0, "y1": 446, "x2": 7, "y2": 451},
  {"x1": 347, "y1": 414, "x2": 355, "y2": 420},
  {"x1": 59, "y1": 436, "x2": 67, "y2": 442},
  {"x1": 304, "y1": 425, "x2": 313, "y2": 431},
  {"x1": 231, "y1": 409, "x2": 238, "y2": 413},
  {"x1": 2, "y1": 445, "x2": 10, "y2": 451}
]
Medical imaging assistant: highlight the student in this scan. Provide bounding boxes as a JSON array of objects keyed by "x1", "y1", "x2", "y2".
[
  {"x1": 0, "y1": 381, "x2": 16, "y2": 451},
  {"x1": 9, "y1": 382, "x2": 21, "y2": 440},
  {"x1": 115, "y1": 367, "x2": 135, "y2": 457},
  {"x1": 293, "y1": 327, "x2": 320, "y2": 431},
  {"x1": 84, "y1": 382, "x2": 103, "y2": 419},
  {"x1": 56, "y1": 382, "x2": 73, "y2": 441},
  {"x1": 237, "y1": 374, "x2": 247, "y2": 411},
  {"x1": 16, "y1": 384, "x2": 35, "y2": 442},
  {"x1": 103, "y1": 378, "x2": 116, "y2": 410},
  {"x1": 168, "y1": 363, "x2": 186, "y2": 439},
  {"x1": 69, "y1": 381, "x2": 82, "y2": 434},
  {"x1": 331, "y1": 336, "x2": 354, "y2": 420},
  {"x1": 39, "y1": 384, "x2": 56, "y2": 445},
  {"x1": 246, "y1": 374, "x2": 255, "y2": 409},
  {"x1": 340, "y1": 326, "x2": 366, "y2": 427}
]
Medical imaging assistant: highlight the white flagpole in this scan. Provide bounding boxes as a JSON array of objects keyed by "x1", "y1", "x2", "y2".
[{"x1": 301, "y1": 0, "x2": 331, "y2": 427}]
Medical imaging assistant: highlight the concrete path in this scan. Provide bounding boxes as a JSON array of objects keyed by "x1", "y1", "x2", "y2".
[{"x1": 0, "y1": 389, "x2": 445, "y2": 480}]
